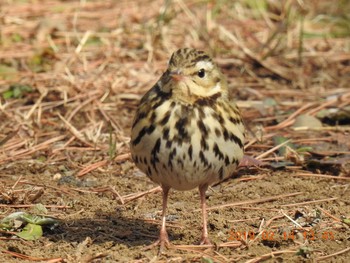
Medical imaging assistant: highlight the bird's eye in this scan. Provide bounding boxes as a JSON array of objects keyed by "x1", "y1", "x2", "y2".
[{"x1": 197, "y1": 69, "x2": 205, "y2": 78}]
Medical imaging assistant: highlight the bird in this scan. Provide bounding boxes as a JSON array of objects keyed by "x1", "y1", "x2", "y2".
[{"x1": 130, "y1": 48, "x2": 245, "y2": 252}]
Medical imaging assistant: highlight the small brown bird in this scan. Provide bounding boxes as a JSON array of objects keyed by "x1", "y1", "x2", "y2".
[{"x1": 130, "y1": 48, "x2": 245, "y2": 251}]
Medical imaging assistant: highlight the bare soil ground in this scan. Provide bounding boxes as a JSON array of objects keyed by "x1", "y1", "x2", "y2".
[{"x1": 0, "y1": 1, "x2": 349, "y2": 262}]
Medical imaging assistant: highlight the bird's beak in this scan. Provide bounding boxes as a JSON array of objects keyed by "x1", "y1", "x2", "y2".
[{"x1": 169, "y1": 70, "x2": 184, "y2": 82}]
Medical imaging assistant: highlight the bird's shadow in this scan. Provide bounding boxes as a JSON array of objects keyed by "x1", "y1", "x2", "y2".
[
  {"x1": 47, "y1": 169, "x2": 256, "y2": 247},
  {"x1": 47, "y1": 210, "x2": 181, "y2": 247}
]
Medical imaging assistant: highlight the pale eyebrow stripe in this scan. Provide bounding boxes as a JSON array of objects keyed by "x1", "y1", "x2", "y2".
[{"x1": 196, "y1": 60, "x2": 214, "y2": 70}]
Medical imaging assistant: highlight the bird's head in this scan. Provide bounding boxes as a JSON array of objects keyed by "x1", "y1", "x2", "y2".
[{"x1": 160, "y1": 48, "x2": 227, "y2": 103}]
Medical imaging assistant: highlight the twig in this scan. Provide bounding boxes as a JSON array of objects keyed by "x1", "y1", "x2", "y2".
[
  {"x1": 58, "y1": 113, "x2": 94, "y2": 147},
  {"x1": 217, "y1": 241, "x2": 243, "y2": 248},
  {"x1": 170, "y1": 244, "x2": 227, "y2": 263},
  {"x1": 77, "y1": 153, "x2": 130, "y2": 177},
  {"x1": 18, "y1": 181, "x2": 74, "y2": 196},
  {"x1": 293, "y1": 173, "x2": 350, "y2": 181},
  {"x1": 255, "y1": 139, "x2": 290, "y2": 160},
  {"x1": 87, "y1": 186, "x2": 125, "y2": 205},
  {"x1": 11, "y1": 175, "x2": 22, "y2": 189},
  {"x1": 122, "y1": 186, "x2": 162, "y2": 204},
  {"x1": 75, "y1": 30, "x2": 93, "y2": 54},
  {"x1": 114, "y1": 152, "x2": 131, "y2": 162},
  {"x1": 280, "y1": 197, "x2": 338, "y2": 207},
  {"x1": 202, "y1": 192, "x2": 303, "y2": 211},
  {"x1": 0, "y1": 204, "x2": 70, "y2": 208},
  {"x1": 228, "y1": 217, "x2": 261, "y2": 223},
  {"x1": 316, "y1": 247, "x2": 350, "y2": 261},
  {"x1": 264, "y1": 102, "x2": 314, "y2": 130},
  {"x1": 245, "y1": 249, "x2": 298, "y2": 263},
  {"x1": 317, "y1": 207, "x2": 341, "y2": 222},
  {"x1": 0, "y1": 135, "x2": 66, "y2": 164},
  {"x1": 233, "y1": 206, "x2": 280, "y2": 212},
  {"x1": 280, "y1": 210, "x2": 304, "y2": 228},
  {"x1": 1, "y1": 250, "x2": 64, "y2": 262},
  {"x1": 264, "y1": 215, "x2": 285, "y2": 228},
  {"x1": 293, "y1": 126, "x2": 350, "y2": 132},
  {"x1": 0, "y1": 126, "x2": 20, "y2": 147},
  {"x1": 24, "y1": 89, "x2": 48, "y2": 120},
  {"x1": 66, "y1": 94, "x2": 99, "y2": 122},
  {"x1": 219, "y1": 25, "x2": 295, "y2": 81},
  {"x1": 77, "y1": 160, "x2": 108, "y2": 177},
  {"x1": 306, "y1": 94, "x2": 348, "y2": 116}
]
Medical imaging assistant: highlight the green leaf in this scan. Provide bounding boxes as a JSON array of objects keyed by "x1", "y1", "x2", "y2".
[
  {"x1": 273, "y1": 136, "x2": 294, "y2": 156},
  {"x1": 263, "y1": 97, "x2": 277, "y2": 107},
  {"x1": 0, "y1": 64, "x2": 18, "y2": 80},
  {"x1": 343, "y1": 218, "x2": 350, "y2": 226},
  {"x1": 296, "y1": 246, "x2": 313, "y2": 258},
  {"x1": 1, "y1": 211, "x2": 58, "y2": 231},
  {"x1": 32, "y1": 203, "x2": 48, "y2": 214},
  {"x1": 36, "y1": 155, "x2": 47, "y2": 162},
  {"x1": 11, "y1": 33, "x2": 23, "y2": 43},
  {"x1": 2, "y1": 84, "x2": 33, "y2": 99},
  {"x1": 244, "y1": 0, "x2": 268, "y2": 12},
  {"x1": 296, "y1": 146, "x2": 313, "y2": 153},
  {"x1": 202, "y1": 257, "x2": 215, "y2": 263},
  {"x1": 16, "y1": 223, "x2": 43, "y2": 240},
  {"x1": 0, "y1": 212, "x2": 27, "y2": 230},
  {"x1": 2, "y1": 90, "x2": 14, "y2": 99},
  {"x1": 20, "y1": 213, "x2": 58, "y2": 225}
]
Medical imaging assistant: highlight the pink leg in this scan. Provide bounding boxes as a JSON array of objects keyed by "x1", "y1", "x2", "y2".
[
  {"x1": 199, "y1": 184, "x2": 211, "y2": 245},
  {"x1": 144, "y1": 186, "x2": 170, "y2": 253},
  {"x1": 159, "y1": 186, "x2": 170, "y2": 251}
]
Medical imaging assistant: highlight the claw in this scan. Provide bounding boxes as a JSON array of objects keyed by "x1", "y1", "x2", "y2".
[
  {"x1": 143, "y1": 230, "x2": 170, "y2": 254},
  {"x1": 199, "y1": 236, "x2": 211, "y2": 245}
]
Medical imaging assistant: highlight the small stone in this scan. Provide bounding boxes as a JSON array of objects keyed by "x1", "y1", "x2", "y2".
[
  {"x1": 292, "y1": 114, "x2": 322, "y2": 129},
  {"x1": 53, "y1": 173, "x2": 62, "y2": 180}
]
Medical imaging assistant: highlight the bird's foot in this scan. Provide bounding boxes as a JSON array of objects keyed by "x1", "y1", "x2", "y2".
[
  {"x1": 143, "y1": 231, "x2": 170, "y2": 254},
  {"x1": 199, "y1": 236, "x2": 212, "y2": 245}
]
